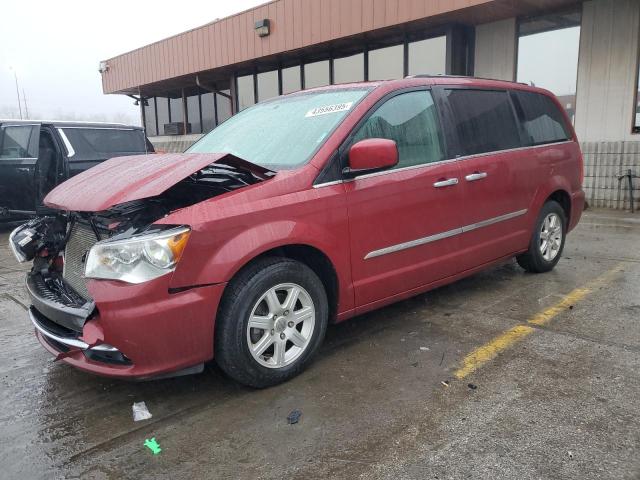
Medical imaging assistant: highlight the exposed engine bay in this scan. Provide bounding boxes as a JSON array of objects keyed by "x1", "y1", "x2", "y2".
[{"x1": 11, "y1": 158, "x2": 275, "y2": 331}]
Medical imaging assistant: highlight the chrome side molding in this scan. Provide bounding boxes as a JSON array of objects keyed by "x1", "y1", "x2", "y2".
[{"x1": 364, "y1": 209, "x2": 528, "y2": 260}]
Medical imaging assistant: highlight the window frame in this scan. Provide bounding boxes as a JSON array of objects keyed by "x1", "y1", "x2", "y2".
[
  {"x1": 509, "y1": 90, "x2": 573, "y2": 146},
  {"x1": 435, "y1": 85, "x2": 529, "y2": 158},
  {"x1": 335, "y1": 87, "x2": 452, "y2": 179},
  {"x1": 0, "y1": 124, "x2": 41, "y2": 160},
  {"x1": 632, "y1": 30, "x2": 640, "y2": 134}
]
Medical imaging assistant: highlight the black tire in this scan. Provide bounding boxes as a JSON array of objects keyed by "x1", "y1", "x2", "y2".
[
  {"x1": 517, "y1": 200, "x2": 567, "y2": 273},
  {"x1": 214, "y1": 257, "x2": 328, "y2": 388}
]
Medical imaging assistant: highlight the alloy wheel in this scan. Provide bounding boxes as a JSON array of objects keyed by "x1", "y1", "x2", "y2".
[{"x1": 246, "y1": 283, "x2": 316, "y2": 369}]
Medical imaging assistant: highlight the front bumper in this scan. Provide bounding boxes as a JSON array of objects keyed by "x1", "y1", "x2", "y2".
[{"x1": 28, "y1": 271, "x2": 226, "y2": 379}]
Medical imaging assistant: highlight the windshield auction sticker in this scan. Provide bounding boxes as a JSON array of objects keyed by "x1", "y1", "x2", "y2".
[{"x1": 305, "y1": 102, "x2": 353, "y2": 117}]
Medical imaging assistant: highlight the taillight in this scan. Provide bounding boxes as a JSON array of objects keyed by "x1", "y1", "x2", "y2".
[{"x1": 579, "y1": 151, "x2": 584, "y2": 186}]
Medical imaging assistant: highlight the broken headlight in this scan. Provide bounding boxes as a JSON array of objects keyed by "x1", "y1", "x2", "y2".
[{"x1": 84, "y1": 226, "x2": 191, "y2": 284}]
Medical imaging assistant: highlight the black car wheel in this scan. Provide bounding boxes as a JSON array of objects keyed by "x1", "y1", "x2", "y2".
[{"x1": 214, "y1": 257, "x2": 328, "y2": 388}]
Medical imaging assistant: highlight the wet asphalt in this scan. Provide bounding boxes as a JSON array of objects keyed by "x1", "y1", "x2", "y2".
[{"x1": 0, "y1": 209, "x2": 638, "y2": 480}]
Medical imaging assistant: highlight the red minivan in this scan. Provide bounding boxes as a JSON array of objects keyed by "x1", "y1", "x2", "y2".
[{"x1": 11, "y1": 77, "x2": 584, "y2": 387}]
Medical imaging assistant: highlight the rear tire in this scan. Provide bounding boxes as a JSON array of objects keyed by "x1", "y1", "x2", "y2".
[
  {"x1": 516, "y1": 200, "x2": 566, "y2": 273},
  {"x1": 214, "y1": 257, "x2": 328, "y2": 388}
]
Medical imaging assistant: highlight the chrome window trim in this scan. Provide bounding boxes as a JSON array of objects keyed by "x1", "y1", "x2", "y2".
[
  {"x1": 454, "y1": 140, "x2": 572, "y2": 162},
  {"x1": 56, "y1": 128, "x2": 75, "y2": 158},
  {"x1": 58, "y1": 126, "x2": 137, "y2": 130},
  {"x1": 364, "y1": 208, "x2": 528, "y2": 260},
  {"x1": 342, "y1": 140, "x2": 573, "y2": 184},
  {"x1": 313, "y1": 179, "x2": 344, "y2": 189},
  {"x1": 353, "y1": 157, "x2": 459, "y2": 181}
]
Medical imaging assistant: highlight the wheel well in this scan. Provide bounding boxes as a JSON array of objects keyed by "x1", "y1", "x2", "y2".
[
  {"x1": 547, "y1": 190, "x2": 571, "y2": 225},
  {"x1": 230, "y1": 245, "x2": 339, "y2": 322}
]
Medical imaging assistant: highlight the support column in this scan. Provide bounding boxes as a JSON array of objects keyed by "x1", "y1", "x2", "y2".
[{"x1": 474, "y1": 18, "x2": 517, "y2": 81}]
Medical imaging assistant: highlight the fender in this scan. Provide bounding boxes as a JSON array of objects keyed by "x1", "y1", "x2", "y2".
[
  {"x1": 527, "y1": 174, "x2": 572, "y2": 229},
  {"x1": 169, "y1": 219, "x2": 355, "y2": 313}
]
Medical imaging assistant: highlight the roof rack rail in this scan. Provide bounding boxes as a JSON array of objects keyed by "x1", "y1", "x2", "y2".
[{"x1": 405, "y1": 74, "x2": 529, "y2": 86}]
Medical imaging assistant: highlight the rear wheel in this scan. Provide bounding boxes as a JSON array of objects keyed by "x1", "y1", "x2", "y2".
[
  {"x1": 517, "y1": 200, "x2": 566, "y2": 273},
  {"x1": 214, "y1": 257, "x2": 328, "y2": 388}
]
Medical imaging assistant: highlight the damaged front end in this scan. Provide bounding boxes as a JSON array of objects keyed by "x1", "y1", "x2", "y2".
[{"x1": 11, "y1": 154, "x2": 274, "y2": 374}]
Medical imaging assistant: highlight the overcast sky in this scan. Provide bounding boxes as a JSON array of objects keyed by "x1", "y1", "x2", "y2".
[
  {"x1": 1, "y1": 1, "x2": 581, "y2": 125},
  {"x1": 0, "y1": 0, "x2": 265, "y2": 124}
]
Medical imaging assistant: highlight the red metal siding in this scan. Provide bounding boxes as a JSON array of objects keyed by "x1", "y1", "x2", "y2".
[{"x1": 100, "y1": 0, "x2": 575, "y2": 94}]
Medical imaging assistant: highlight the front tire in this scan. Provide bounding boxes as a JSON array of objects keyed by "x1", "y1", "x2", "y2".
[
  {"x1": 517, "y1": 200, "x2": 566, "y2": 273},
  {"x1": 214, "y1": 257, "x2": 328, "y2": 388}
]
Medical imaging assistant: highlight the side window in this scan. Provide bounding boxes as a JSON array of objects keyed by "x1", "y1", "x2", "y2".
[
  {"x1": 351, "y1": 90, "x2": 445, "y2": 169},
  {"x1": 511, "y1": 90, "x2": 571, "y2": 145},
  {"x1": 445, "y1": 89, "x2": 521, "y2": 156},
  {"x1": 0, "y1": 125, "x2": 40, "y2": 159}
]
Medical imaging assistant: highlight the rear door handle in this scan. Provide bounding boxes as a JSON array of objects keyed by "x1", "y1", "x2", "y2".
[
  {"x1": 465, "y1": 172, "x2": 488, "y2": 182},
  {"x1": 433, "y1": 178, "x2": 459, "y2": 188}
]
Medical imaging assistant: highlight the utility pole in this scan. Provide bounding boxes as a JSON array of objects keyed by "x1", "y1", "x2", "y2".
[
  {"x1": 9, "y1": 67, "x2": 23, "y2": 120},
  {"x1": 22, "y1": 89, "x2": 29, "y2": 119}
]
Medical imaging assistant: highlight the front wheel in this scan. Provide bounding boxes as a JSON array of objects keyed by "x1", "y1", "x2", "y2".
[
  {"x1": 214, "y1": 257, "x2": 328, "y2": 388},
  {"x1": 517, "y1": 200, "x2": 566, "y2": 273}
]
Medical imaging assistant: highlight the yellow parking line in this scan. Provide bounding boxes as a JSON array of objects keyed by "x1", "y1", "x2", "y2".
[{"x1": 454, "y1": 263, "x2": 625, "y2": 380}]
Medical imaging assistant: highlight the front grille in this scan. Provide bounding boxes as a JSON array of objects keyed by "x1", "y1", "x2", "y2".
[{"x1": 63, "y1": 222, "x2": 102, "y2": 300}]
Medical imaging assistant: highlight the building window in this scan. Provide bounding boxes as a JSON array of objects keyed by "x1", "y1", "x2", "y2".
[
  {"x1": 408, "y1": 36, "x2": 446, "y2": 76},
  {"x1": 282, "y1": 65, "x2": 301, "y2": 94},
  {"x1": 201, "y1": 92, "x2": 216, "y2": 133},
  {"x1": 257, "y1": 70, "x2": 279, "y2": 102},
  {"x1": 156, "y1": 98, "x2": 169, "y2": 135},
  {"x1": 368, "y1": 44, "x2": 404, "y2": 81},
  {"x1": 333, "y1": 52, "x2": 364, "y2": 84},
  {"x1": 216, "y1": 91, "x2": 233, "y2": 124},
  {"x1": 169, "y1": 97, "x2": 183, "y2": 123},
  {"x1": 517, "y1": 11, "x2": 581, "y2": 122},
  {"x1": 304, "y1": 60, "x2": 330, "y2": 88},
  {"x1": 143, "y1": 98, "x2": 157, "y2": 136},
  {"x1": 237, "y1": 74, "x2": 255, "y2": 111},
  {"x1": 186, "y1": 94, "x2": 201, "y2": 134}
]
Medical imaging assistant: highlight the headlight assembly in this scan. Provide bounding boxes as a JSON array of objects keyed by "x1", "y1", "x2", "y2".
[{"x1": 84, "y1": 226, "x2": 191, "y2": 284}]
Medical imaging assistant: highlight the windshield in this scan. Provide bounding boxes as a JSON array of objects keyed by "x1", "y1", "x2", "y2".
[
  {"x1": 60, "y1": 128, "x2": 148, "y2": 160},
  {"x1": 187, "y1": 88, "x2": 370, "y2": 170}
]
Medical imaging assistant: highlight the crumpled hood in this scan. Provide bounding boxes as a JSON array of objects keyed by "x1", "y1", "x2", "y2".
[{"x1": 44, "y1": 152, "x2": 271, "y2": 212}]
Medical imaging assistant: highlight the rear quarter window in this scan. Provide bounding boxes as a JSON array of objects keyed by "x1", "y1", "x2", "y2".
[
  {"x1": 444, "y1": 89, "x2": 522, "y2": 156},
  {"x1": 510, "y1": 90, "x2": 572, "y2": 145}
]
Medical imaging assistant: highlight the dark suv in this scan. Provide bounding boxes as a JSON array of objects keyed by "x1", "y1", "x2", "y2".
[{"x1": 0, "y1": 120, "x2": 154, "y2": 220}]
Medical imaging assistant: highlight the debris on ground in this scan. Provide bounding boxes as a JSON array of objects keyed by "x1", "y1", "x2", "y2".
[
  {"x1": 144, "y1": 437, "x2": 162, "y2": 455},
  {"x1": 287, "y1": 409, "x2": 302, "y2": 424},
  {"x1": 468, "y1": 383, "x2": 478, "y2": 390},
  {"x1": 568, "y1": 451, "x2": 574, "y2": 459},
  {"x1": 132, "y1": 401, "x2": 153, "y2": 421},
  {"x1": 441, "y1": 380, "x2": 450, "y2": 388},
  {"x1": 419, "y1": 346, "x2": 429, "y2": 351}
]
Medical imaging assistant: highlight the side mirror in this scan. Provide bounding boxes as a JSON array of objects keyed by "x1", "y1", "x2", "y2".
[{"x1": 346, "y1": 138, "x2": 398, "y2": 175}]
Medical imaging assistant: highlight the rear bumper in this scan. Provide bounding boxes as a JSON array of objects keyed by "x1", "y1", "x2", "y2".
[
  {"x1": 28, "y1": 271, "x2": 226, "y2": 379},
  {"x1": 569, "y1": 189, "x2": 585, "y2": 232}
]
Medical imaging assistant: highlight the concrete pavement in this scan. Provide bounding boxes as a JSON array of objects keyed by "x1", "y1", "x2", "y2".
[{"x1": 0, "y1": 209, "x2": 638, "y2": 479}]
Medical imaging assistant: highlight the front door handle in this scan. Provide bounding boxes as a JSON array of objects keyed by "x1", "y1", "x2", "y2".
[
  {"x1": 465, "y1": 172, "x2": 488, "y2": 182},
  {"x1": 433, "y1": 178, "x2": 459, "y2": 188}
]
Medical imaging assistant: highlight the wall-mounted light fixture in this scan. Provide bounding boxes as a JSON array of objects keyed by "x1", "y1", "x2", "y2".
[
  {"x1": 98, "y1": 61, "x2": 109, "y2": 73},
  {"x1": 255, "y1": 19, "x2": 270, "y2": 37}
]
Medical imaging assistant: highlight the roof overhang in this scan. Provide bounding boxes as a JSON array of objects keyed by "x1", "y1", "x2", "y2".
[{"x1": 101, "y1": 0, "x2": 581, "y2": 97}]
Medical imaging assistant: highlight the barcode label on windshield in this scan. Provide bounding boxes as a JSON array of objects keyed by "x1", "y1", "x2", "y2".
[{"x1": 305, "y1": 102, "x2": 353, "y2": 117}]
